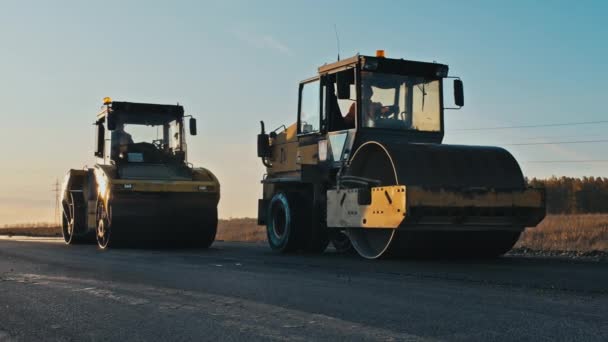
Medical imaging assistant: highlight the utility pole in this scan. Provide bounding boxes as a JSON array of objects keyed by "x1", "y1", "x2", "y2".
[{"x1": 52, "y1": 179, "x2": 60, "y2": 226}]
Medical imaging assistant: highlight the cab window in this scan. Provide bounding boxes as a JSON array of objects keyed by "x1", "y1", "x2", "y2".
[
  {"x1": 325, "y1": 69, "x2": 356, "y2": 131},
  {"x1": 299, "y1": 80, "x2": 320, "y2": 133}
]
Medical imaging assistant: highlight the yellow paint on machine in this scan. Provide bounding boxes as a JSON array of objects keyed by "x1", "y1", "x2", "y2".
[
  {"x1": 326, "y1": 186, "x2": 407, "y2": 229},
  {"x1": 111, "y1": 179, "x2": 218, "y2": 193},
  {"x1": 268, "y1": 124, "x2": 300, "y2": 174},
  {"x1": 297, "y1": 144, "x2": 318, "y2": 165},
  {"x1": 269, "y1": 142, "x2": 299, "y2": 174}
]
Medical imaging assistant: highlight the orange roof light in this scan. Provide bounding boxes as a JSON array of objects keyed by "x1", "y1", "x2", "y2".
[
  {"x1": 376, "y1": 50, "x2": 385, "y2": 58},
  {"x1": 103, "y1": 97, "x2": 112, "y2": 105}
]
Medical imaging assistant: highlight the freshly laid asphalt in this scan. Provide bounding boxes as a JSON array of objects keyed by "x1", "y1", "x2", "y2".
[{"x1": 0, "y1": 236, "x2": 606, "y2": 341}]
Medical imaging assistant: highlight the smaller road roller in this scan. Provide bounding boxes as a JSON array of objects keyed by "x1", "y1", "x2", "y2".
[
  {"x1": 257, "y1": 51, "x2": 546, "y2": 259},
  {"x1": 61, "y1": 98, "x2": 220, "y2": 249}
]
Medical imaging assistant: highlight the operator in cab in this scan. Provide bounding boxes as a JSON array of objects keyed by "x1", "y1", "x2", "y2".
[
  {"x1": 343, "y1": 83, "x2": 391, "y2": 128},
  {"x1": 111, "y1": 122, "x2": 134, "y2": 160}
]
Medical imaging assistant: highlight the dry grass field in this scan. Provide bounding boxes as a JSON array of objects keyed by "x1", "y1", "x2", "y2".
[
  {"x1": 216, "y1": 218, "x2": 265, "y2": 242},
  {"x1": 515, "y1": 214, "x2": 608, "y2": 252},
  {"x1": 0, "y1": 219, "x2": 266, "y2": 241},
  {"x1": 0, "y1": 222, "x2": 61, "y2": 237},
  {"x1": 2, "y1": 214, "x2": 607, "y2": 253}
]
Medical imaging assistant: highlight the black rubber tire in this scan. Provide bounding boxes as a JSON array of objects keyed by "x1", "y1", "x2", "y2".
[
  {"x1": 302, "y1": 229, "x2": 330, "y2": 253},
  {"x1": 266, "y1": 192, "x2": 304, "y2": 253},
  {"x1": 301, "y1": 195, "x2": 329, "y2": 254},
  {"x1": 61, "y1": 209, "x2": 76, "y2": 245},
  {"x1": 96, "y1": 202, "x2": 112, "y2": 250},
  {"x1": 61, "y1": 199, "x2": 88, "y2": 245}
]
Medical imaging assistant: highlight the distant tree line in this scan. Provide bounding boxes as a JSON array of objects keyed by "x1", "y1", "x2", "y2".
[{"x1": 527, "y1": 176, "x2": 608, "y2": 214}]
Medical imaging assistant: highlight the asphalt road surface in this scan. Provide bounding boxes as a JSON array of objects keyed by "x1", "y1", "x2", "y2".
[{"x1": 0, "y1": 237, "x2": 607, "y2": 342}]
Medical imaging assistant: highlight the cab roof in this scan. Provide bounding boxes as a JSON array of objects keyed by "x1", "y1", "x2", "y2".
[
  {"x1": 97, "y1": 101, "x2": 184, "y2": 121},
  {"x1": 317, "y1": 54, "x2": 449, "y2": 78}
]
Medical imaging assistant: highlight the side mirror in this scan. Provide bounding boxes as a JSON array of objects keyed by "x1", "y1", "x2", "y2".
[
  {"x1": 336, "y1": 73, "x2": 351, "y2": 100},
  {"x1": 454, "y1": 79, "x2": 464, "y2": 107},
  {"x1": 189, "y1": 117, "x2": 197, "y2": 135},
  {"x1": 257, "y1": 121, "x2": 271, "y2": 158},
  {"x1": 107, "y1": 113, "x2": 117, "y2": 131}
]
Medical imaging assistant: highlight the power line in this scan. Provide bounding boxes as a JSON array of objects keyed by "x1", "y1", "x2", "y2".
[
  {"x1": 451, "y1": 120, "x2": 608, "y2": 131},
  {"x1": 445, "y1": 134, "x2": 606, "y2": 145},
  {"x1": 504, "y1": 139, "x2": 608, "y2": 146},
  {"x1": 517, "y1": 133, "x2": 605, "y2": 141},
  {"x1": 523, "y1": 160, "x2": 608, "y2": 164}
]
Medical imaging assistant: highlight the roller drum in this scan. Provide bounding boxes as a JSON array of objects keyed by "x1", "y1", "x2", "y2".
[
  {"x1": 345, "y1": 141, "x2": 526, "y2": 259},
  {"x1": 106, "y1": 192, "x2": 218, "y2": 247}
]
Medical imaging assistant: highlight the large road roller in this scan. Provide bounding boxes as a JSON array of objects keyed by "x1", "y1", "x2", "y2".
[
  {"x1": 256, "y1": 51, "x2": 546, "y2": 259},
  {"x1": 61, "y1": 98, "x2": 220, "y2": 249}
]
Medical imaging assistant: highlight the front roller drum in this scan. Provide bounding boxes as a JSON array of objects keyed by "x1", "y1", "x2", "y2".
[
  {"x1": 343, "y1": 141, "x2": 531, "y2": 259},
  {"x1": 95, "y1": 201, "x2": 218, "y2": 249},
  {"x1": 346, "y1": 229, "x2": 522, "y2": 259}
]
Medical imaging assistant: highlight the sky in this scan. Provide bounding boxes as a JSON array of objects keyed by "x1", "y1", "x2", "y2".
[{"x1": 0, "y1": 0, "x2": 607, "y2": 224}]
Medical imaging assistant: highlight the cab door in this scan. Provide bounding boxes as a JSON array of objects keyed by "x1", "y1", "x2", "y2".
[{"x1": 297, "y1": 77, "x2": 322, "y2": 175}]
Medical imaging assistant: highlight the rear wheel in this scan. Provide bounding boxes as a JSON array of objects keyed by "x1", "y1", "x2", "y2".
[
  {"x1": 61, "y1": 207, "x2": 76, "y2": 244},
  {"x1": 266, "y1": 192, "x2": 303, "y2": 253},
  {"x1": 301, "y1": 193, "x2": 329, "y2": 254},
  {"x1": 96, "y1": 203, "x2": 112, "y2": 249},
  {"x1": 302, "y1": 229, "x2": 330, "y2": 253},
  {"x1": 61, "y1": 193, "x2": 87, "y2": 245}
]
